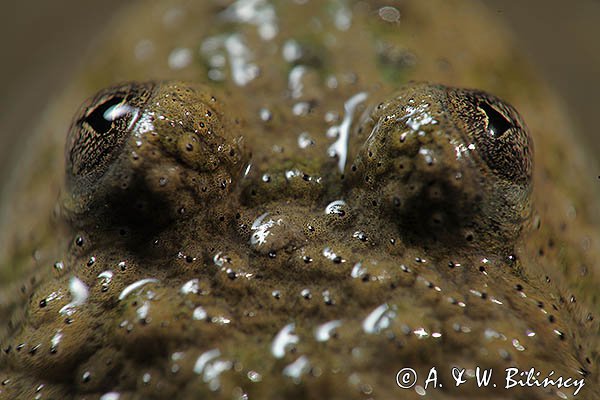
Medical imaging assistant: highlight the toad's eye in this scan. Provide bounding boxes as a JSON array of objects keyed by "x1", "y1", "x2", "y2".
[
  {"x1": 66, "y1": 82, "x2": 154, "y2": 192},
  {"x1": 478, "y1": 101, "x2": 512, "y2": 138},
  {"x1": 447, "y1": 89, "x2": 533, "y2": 186},
  {"x1": 83, "y1": 96, "x2": 126, "y2": 134},
  {"x1": 63, "y1": 81, "x2": 249, "y2": 226},
  {"x1": 349, "y1": 83, "x2": 533, "y2": 249}
]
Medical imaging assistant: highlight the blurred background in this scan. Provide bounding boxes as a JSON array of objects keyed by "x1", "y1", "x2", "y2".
[{"x1": 0, "y1": 0, "x2": 598, "y2": 189}]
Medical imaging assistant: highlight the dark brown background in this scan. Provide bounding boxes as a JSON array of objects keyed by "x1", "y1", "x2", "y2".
[{"x1": 0, "y1": 0, "x2": 598, "y2": 190}]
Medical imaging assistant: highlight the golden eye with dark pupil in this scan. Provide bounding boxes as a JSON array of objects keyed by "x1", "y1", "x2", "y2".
[
  {"x1": 83, "y1": 96, "x2": 126, "y2": 134},
  {"x1": 478, "y1": 101, "x2": 512, "y2": 138}
]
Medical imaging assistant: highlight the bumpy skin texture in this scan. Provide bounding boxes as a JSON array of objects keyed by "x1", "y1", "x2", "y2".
[
  {"x1": 0, "y1": 82, "x2": 585, "y2": 398},
  {"x1": 349, "y1": 84, "x2": 533, "y2": 251},
  {"x1": 1, "y1": 1, "x2": 599, "y2": 399}
]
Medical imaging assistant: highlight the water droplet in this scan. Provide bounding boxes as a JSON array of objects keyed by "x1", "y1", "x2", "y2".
[
  {"x1": 351, "y1": 262, "x2": 366, "y2": 279},
  {"x1": 211, "y1": 316, "x2": 231, "y2": 325},
  {"x1": 259, "y1": 108, "x2": 272, "y2": 122},
  {"x1": 300, "y1": 288, "x2": 312, "y2": 299},
  {"x1": 225, "y1": 35, "x2": 260, "y2": 86},
  {"x1": 136, "y1": 302, "x2": 150, "y2": 321},
  {"x1": 322, "y1": 247, "x2": 344, "y2": 263},
  {"x1": 282, "y1": 39, "x2": 302, "y2": 62},
  {"x1": 59, "y1": 277, "x2": 89, "y2": 316},
  {"x1": 283, "y1": 356, "x2": 310, "y2": 382},
  {"x1": 134, "y1": 39, "x2": 154, "y2": 61},
  {"x1": 333, "y1": 1, "x2": 352, "y2": 31},
  {"x1": 328, "y1": 92, "x2": 368, "y2": 172},
  {"x1": 100, "y1": 393, "x2": 120, "y2": 400},
  {"x1": 297, "y1": 132, "x2": 315, "y2": 149},
  {"x1": 378, "y1": 6, "x2": 400, "y2": 23},
  {"x1": 415, "y1": 385, "x2": 426, "y2": 396},
  {"x1": 193, "y1": 348, "x2": 232, "y2": 390},
  {"x1": 50, "y1": 330, "x2": 63, "y2": 353},
  {"x1": 271, "y1": 323, "x2": 299, "y2": 358},
  {"x1": 315, "y1": 320, "x2": 342, "y2": 342},
  {"x1": 324, "y1": 200, "x2": 346, "y2": 216},
  {"x1": 220, "y1": 0, "x2": 279, "y2": 41},
  {"x1": 289, "y1": 65, "x2": 306, "y2": 99},
  {"x1": 168, "y1": 48, "x2": 192, "y2": 70},
  {"x1": 118, "y1": 278, "x2": 159, "y2": 301},
  {"x1": 322, "y1": 290, "x2": 334, "y2": 305},
  {"x1": 250, "y1": 213, "x2": 283, "y2": 247},
  {"x1": 413, "y1": 327, "x2": 429, "y2": 339},
  {"x1": 247, "y1": 370, "x2": 262, "y2": 382},
  {"x1": 292, "y1": 101, "x2": 311, "y2": 116},
  {"x1": 353, "y1": 231, "x2": 368, "y2": 241},
  {"x1": 180, "y1": 279, "x2": 200, "y2": 295},
  {"x1": 193, "y1": 306, "x2": 208, "y2": 320},
  {"x1": 363, "y1": 303, "x2": 396, "y2": 334},
  {"x1": 512, "y1": 339, "x2": 525, "y2": 351},
  {"x1": 97, "y1": 270, "x2": 113, "y2": 292}
]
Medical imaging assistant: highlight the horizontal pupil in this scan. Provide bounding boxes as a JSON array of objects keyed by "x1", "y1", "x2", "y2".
[
  {"x1": 479, "y1": 101, "x2": 512, "y2": 138},
  {"x1": 84, "y1": 96, "x2": 125, "y2": 134}
]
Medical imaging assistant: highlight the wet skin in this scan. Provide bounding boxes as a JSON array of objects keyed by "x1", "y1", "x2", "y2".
[{"x1": 1, "y1": 1, "x2": 599, "y2": 399}]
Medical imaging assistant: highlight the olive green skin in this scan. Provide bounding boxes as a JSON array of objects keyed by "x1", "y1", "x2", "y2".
[{"x1": 1, "y1": 1, "x2": 599, "y2": 399}]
